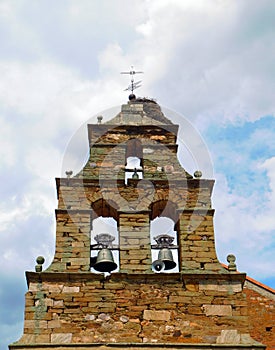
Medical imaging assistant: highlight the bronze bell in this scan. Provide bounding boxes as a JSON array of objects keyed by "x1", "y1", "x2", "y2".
[
  {"x1": 132, "y1": 168, "x2": 139, "y2": 179},
  {"x1": 93, "y1": 248, "x2": 117, "y2": 272},
  {"x1": 156, "y1": 248, "x2": 176, "y2": 270}
]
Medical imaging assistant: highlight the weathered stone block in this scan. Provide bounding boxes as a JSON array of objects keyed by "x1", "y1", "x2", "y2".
[
  {"x1": 143, "y1": 310, "x2": 171, "y2": 321},
  {"x1": 203, "y1": 304, "x2": 232, "y2": 316},
  {"x1": 216, "y1": 329, "x2": 241, "y2": 344},
  {"x1": 51, "y1": 333, "x2": 72, "y2": 343},
  {"x1": 63, "y1": 286, "x2": 80, "y2": 293},
  {"x1": 47, "y1": 320, "x2": 61, "y2": 328}
]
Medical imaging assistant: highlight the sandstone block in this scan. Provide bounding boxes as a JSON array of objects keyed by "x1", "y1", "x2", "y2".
[
  {"x1": 53, "y1": 300, "x2": 64, "y2": 307},
  {"x1": 203, "y1": 304, "x2": 232, "y2": 316},
  {"x1": 46, "y1": 283, "x2": 63, "y2": 293},
  {"x1": 230, "y1": 282, "x2": 243, "y2": 293},
  {"x1": 185, "y1": 283, "x2": 198, "y2": 292},
  {"x1": 36, "y1": 334, "x2": 50, "y2": 342},
  {"x1": 48, "y1": 320, "x2": 61, "y2": 328},
  {"x1": 17, "y1": 334, "x2": 36, "y2": 343},
  {"x1": 51, "y1": 333, "x2": 72, "y2": 343},
  {"x1": 28, "y1": 282, "x2": 39, "y2": 292},
  {"x1": 143, "y1": 310, "x2": 171, "y2": 321},
  {"x1": 216, "y1": 329, "x2": 241, "y2": 344},
  {"x1": 45, "y1": 298, "x2": 53, "y2": 307},
  {"x1": 169, "y1": 296, "x2": 190, "y2": 303},
  {"x1": 63, "y1": 286, "x2": 80, "y2": 293},
  {"x1": 24, "y1": 320, "x2": 47, "y2": 329}
]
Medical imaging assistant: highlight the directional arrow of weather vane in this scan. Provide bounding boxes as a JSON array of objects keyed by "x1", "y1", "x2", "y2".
[{"x1": 121, "y1": 65, "x2": 143, "y2": 94}]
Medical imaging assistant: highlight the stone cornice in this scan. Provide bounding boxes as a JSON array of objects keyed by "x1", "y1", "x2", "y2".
[
  {"x1": 56, "y1": 178, "x2": 215, "y2": 190},
  {"x1": 26, "y1": 271, "x2": 246, "y2": 287},
  {"x1": 55, "y1": 209, "x2": 93, "y2": 218}
]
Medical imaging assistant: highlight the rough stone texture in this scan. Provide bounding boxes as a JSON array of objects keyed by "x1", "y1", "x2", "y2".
[
  {"x1": 47, "y1": 210, "x2": 92, "y2": 272},
  {"x1": 106, "y1": 100, "x2": 174, "y2": 126},
  {"x1": 202, "y1": 305, "x2": 232, "y2": 316},
  {"x1": 51, "y1": 333, "x2": 72, "y2": 343},
  {"x1": 49, "y1": 102, "x2": 220, "y2": 274},
  {"x1": 244, "y1": 282, "x2": 275, "y2": 349},
  {"x1": 143, "y1": 310, "x2": 171, "y2": 321},
  {"x1": 216, "y1": 330, "x2": 241, "y2": 344},
  {"x1": 9, "y1": 100, "x2": 269, "y2": 350},
  {"x1": 13, "y1": 272, "x2": 250, "y2": 345},
  {"x1": 199, "y1": 281, "x2": 242, "y2": 293}
]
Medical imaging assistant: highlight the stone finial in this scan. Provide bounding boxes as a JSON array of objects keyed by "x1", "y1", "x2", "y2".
[
  {"x1": 194, "y1": 170, "x2": 202, "y2": 178},
  {"x1": 227, "y1": 254, "x2": 237, "y2": 271},
  {"x1": 164, "y1": 165, "x2": 174, "y2": 174},
  {"x1": 35, "y1": 256, "x2": 45, "y2": 272},
  {"x1": 129, "y1": 93, "x2": 136, "y2": 101},
  {"x1": 97, "y1": 115, "x2": 103, "y2": 124},
  {"x1": 65, "y1": 170, "x2": 73, "y2": 178}
]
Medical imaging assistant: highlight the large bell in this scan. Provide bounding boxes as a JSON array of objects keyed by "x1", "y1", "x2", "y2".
[
  {"x1": 154, "y1": 248, "x2": 176, "y2": 271},
  {"x1": 93, "y1": 248, "x2": 117, "y2": 272}
]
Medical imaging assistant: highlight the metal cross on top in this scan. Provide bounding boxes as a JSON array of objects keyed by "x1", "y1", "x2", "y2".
[{"x1": 121, "y1": 65, "x2": 143, "y2": 95}]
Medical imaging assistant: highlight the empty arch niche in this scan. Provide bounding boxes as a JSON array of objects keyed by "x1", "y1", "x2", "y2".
[{"x1": 91, "y1": 198, "x2": 119, "y2": 221}]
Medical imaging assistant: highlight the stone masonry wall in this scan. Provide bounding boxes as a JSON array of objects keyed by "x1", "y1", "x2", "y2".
[
  {"x1": 56, "y1": 179, "x2": 214, "y2": 211},
  {"x1": 47, "y1": 210, "x2": 92, "y2": 272},
  {"x1": 178, "y1": 210, "x2": 221, "y2": 271},
  {"x1": 17, "y1": 272, "x2": 249, "y2": 346},
  {"x1": 47, "y1": 170, "x2": 218, "y2": 274},
  {"x1": 77, "y1": 123, "x2": 191, "y2": 182},
  {"x1": 49, "y1": 181, "x2": 219, "y2": 274},
  {"x1": 244, "y1": 283, "x2": 275, "y2": 349},
  {"x1": 119, "y1": 212, "x2": 151, "y2": 273}
]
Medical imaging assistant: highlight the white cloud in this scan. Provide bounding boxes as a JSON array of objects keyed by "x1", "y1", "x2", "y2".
[
  {"x1": 257, "y1": 157, "x2": 275, "y2": 218},
  {"x1": 0, "y1": 193, "x2": 55, "y2": 275},
  {"x1": 0, "y1": 117, "x2": 15, "y2": 167},
  {"x1": 0, "y1": 61, "x2": 83, "y2": 116},
  {"x1": 26, "y1": 145, "x2": 63, "y2": 181},
  {"x1": 97, "y1": 0, "x2": 275, "y2": 125},
  {"x1": 213, "y1": 166, "x2": 275, "y2": 279}
]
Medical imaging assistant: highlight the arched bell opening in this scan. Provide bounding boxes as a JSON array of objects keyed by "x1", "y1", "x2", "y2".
[
  {"x1": 150, "y1": 201, "x2": 179, "y2": 273},
  {"x1": 150, "y1": 200, "x2": 178, "y2": 223},
  {"x1": 125, "y1": 138, "x2": 143, "y2": 183},
  {"x1": 90, "y1": 216, "x2": 119, "y2": 273},
  {"x1": 91, "y1": 198, "x2": 119, "y2": 222},
  {"x1": 90, "y1": 199, "x2": 119, "y2": 273}
]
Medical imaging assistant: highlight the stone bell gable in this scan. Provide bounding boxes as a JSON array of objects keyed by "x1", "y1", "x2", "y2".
[{"x1": 10, "y1": 98, "x2": 267, "y2": 349}]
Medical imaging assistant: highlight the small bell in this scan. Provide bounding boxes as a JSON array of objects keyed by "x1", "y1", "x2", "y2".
[
  {"x1": 152, "y1": 259, "x2": 165, "y2": 272},
  {"x1": 153, "y1": 248, "x2": 176, "y2": 271},
  {"x1": 132, "y1": 168, "x2": 139, "y2": 179},
  {"x1": 93, "y1": 248, "x2": 117, "y2": 272}
]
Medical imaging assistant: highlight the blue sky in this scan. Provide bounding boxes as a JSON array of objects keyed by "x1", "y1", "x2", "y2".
[{"x1": 0, "y1": 0, "x2": 275, "y2": 348}]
